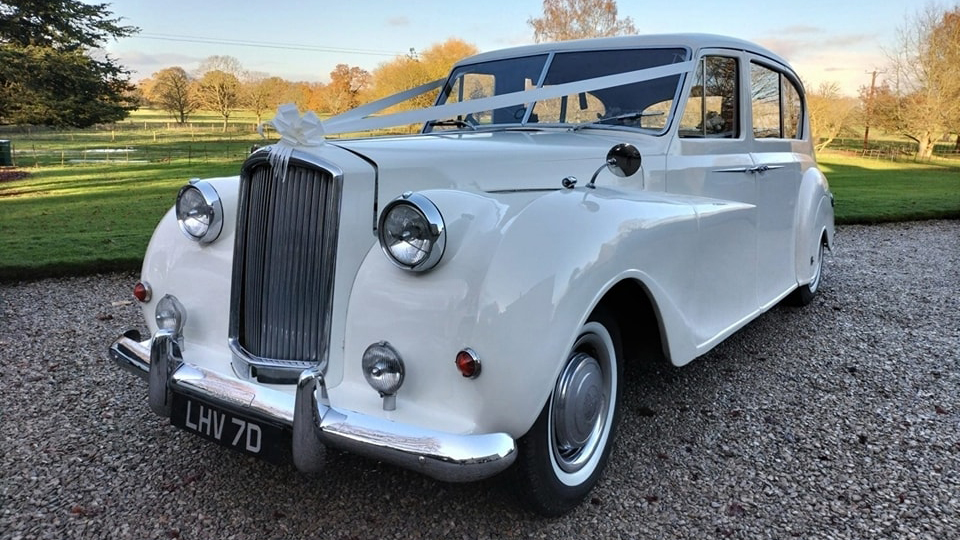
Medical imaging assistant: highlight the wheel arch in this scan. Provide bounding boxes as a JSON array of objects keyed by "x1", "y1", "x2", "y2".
[{"x1": 592, "y1": 278, "x2": 669, "y2": 368}]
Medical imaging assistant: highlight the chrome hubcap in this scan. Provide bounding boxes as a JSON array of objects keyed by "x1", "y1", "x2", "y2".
[
  {"x1": 809, "y1": 242, "x2": 824, "y2": 293},
  {"x1": 551, "y1": 333, "x2": 610, "y2": 473}
]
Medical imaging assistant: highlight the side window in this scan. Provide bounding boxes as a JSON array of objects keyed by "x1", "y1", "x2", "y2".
[
  {"x1": 751, "y1": 64, "x2": 780, "y2": 138},
  {"x1": 782, "y1": 78, "x2": 802, "y2": 139},
  {"x1": 751, "y1": 62, "x2": 803, "y2": 139},
  {"x1": 679, "y1": 56, "x2": 739, "y2": 138}
]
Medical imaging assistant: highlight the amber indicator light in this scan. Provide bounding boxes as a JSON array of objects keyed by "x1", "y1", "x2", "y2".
[
  {"x1": 133, "y1": 281, "x2": 151, "y2": 303},
  {"x1": 455, "y1": 349, "x2": 481, "y2": 378}
]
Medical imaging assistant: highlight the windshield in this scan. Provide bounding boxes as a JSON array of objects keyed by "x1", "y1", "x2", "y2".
[{"x1": 427, "y1": 47, "x2": 689, "y2": 133}]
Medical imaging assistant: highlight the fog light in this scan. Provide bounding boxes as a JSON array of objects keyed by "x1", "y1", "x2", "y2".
[
  {"x1": 155, "y1": 294, "x2": 186, "y2": 335},
  {"x1": 362, "y1": 342, "x2": 404, "y2": 410},
  {"x1": 455, "y1": 348, "x2": 481, "y2": 378},
  {"x1": 133, "y1": 281, "x2": 152, "y2": 303}
]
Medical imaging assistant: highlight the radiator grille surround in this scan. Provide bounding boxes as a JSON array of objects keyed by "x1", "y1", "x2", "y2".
[{"x1": 229, "y1": 151, "x2": 343, "y2": 381}]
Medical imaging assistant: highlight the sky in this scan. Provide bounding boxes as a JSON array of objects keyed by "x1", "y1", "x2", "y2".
[{"x1": 101, "y1": 0, "x2": 921, "y2": 96}]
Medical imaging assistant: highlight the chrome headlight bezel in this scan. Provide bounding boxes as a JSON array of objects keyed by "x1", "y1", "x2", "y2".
[
  {"x1": 377, "y1": 192, "x2": 446, "y2": 272},
  {"x1": 176, "y1": 180, "x2": 223, "y2": 243}
]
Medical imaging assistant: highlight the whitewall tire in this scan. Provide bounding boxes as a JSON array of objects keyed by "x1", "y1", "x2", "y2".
[{"x1": 515, "y1": 311, "x2": 622, "y2": 516}]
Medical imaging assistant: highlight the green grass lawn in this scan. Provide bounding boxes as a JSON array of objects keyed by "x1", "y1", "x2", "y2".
[
  {"x1": 1, "y1": 140, "x2": 958, "y2": 282},
  {"x1": 818, "y1": 151, "x2": 960, "y2": 224},
  {"x1": 0, "y1": 159, "x2": 241, "y2": 280}
]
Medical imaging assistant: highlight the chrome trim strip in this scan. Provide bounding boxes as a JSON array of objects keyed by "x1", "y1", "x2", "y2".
[{"x1": 109, "y1": 333, "x2": 518, "y2": 482}]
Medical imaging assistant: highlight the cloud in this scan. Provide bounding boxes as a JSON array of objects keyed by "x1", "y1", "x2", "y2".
[
  {"x1": 780, "y1": 25, "x2": 823, "y2": 35},
  {"x1": 823, "y1": 34, "x2": 872, "y2": 48},
  {"x1": 493, "y1": 32, "x2": 535, "y2": 47},
  {"x1": 757, "y1": 32, "x2": 875, "y2": 62},
  {"x1": 111, "y1": 50, "x2": 205, "y2": 80},
  {"x1": 386, "y1": 16, "x2": 409, "y2": 27},
  {"x1": 790, "y1": 49, "x2": 887, "y2": 95}
]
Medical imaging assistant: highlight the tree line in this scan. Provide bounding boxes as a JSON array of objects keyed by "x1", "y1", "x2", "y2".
[
  {"x1": 136, "y1": 38, "x2": 478, "y2": 131},
  {"x1": 807, "y1": 5, "x2": 960, "y2": 157},
  {"x1": 1, "y1": 0, "x2": 958, "y2": 157}
]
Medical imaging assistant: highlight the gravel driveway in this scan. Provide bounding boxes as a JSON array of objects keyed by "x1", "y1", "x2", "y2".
[{"x1": 1, "y1": 221, "x2": 958, "y2": 540}]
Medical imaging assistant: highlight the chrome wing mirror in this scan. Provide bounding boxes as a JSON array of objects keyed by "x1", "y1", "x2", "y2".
[{"x1": 563, "y1": 143, "x2": 642, "y2": 189}]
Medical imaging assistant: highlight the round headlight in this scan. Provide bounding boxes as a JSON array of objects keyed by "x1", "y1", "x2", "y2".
[
  {"x1": 378, "y1": 192, "x2": 445, "y2": 272},
  {"x1": 176, "y1": 181, "x2": 223, "y2": 243},
  {"x1": 362, "y1": 341, "x2": 405, "y2": 396}
]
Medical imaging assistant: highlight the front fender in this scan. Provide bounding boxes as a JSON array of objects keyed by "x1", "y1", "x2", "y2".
[
  {"x1": 339, "y1": 187, "x2": 702, "y2": 438},
  {"x1": 140, "y1": 176, "x2": 240, "y2": 347}
]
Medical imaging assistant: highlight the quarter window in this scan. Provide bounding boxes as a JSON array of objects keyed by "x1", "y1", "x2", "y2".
[
  {"x1": 679, "y1": 56, "x2": 739, "y2": 138},
  {"x1": 783, "y1": 79, "x2": 802, "y2": 139},
  {"x1": 750, "y1": 62, "x2": 803, "y2": 139}
]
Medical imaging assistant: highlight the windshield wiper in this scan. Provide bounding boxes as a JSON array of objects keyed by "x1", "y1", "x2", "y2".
[
  {"x1": 572, "y1": 111, "x2": 664, "y2": 131},
  {"x1": 427, "y1": 119, "x2": 477, "y2": 131}
]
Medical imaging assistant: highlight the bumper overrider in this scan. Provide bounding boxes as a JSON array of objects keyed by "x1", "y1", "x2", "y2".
[{"x1": 109, "y1": 329, "x2": 517, "y2": 482}]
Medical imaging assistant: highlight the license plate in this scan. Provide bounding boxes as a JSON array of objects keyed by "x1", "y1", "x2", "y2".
[{"x1": 170, "y1": 392, "x2": 290, "y2": 464}]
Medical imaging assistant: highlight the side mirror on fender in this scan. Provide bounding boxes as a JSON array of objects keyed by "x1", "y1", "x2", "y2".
[{"x1": 584, "y1": 143, "x2": 642, "y2": 189}]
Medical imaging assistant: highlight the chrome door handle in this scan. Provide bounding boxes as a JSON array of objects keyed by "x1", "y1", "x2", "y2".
[
  {"x1": 747, "y1": 165, "x2": 785, "y2": 174},
  {"x1": 715, "y1": 165, "x2": 784, "y2": 174}
]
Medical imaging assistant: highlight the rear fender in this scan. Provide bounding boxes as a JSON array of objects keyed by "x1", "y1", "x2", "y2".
[{"x1": 794, "y1": 167, "x2": 835, "y2": 285}]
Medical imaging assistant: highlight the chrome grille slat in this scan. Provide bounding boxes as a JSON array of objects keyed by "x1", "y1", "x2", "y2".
[{"x1": 230, "y1": 155, "x2": 342, "y2": 377}]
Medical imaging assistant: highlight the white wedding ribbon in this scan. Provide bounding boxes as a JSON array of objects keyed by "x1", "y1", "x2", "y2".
[
  {"x1": 325, "y1": 78, "x2": 446, "y2": 125},
  {"x1": 259, "y1": 59, "x2": 695, "y2": 176},
  {"x1": 259, "y1": 103, "x2": 326, "y2": 182},
  {"x1": 322, "y1": 60, "x2": 694, "y2": 134}
]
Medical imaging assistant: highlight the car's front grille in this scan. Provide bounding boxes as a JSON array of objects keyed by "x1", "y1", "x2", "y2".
[{"x1": 230, "y1": 155, "x2": 342, "y2": 376}]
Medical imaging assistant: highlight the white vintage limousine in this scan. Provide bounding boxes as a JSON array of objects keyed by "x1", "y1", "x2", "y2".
[{"x1": 110, "y1": 33, "x2": 834, "y2": 516}]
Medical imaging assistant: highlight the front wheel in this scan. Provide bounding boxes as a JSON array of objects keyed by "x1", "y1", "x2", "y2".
[{"x1": 515, "y1": 312, "x2": 622, "y2": 516}]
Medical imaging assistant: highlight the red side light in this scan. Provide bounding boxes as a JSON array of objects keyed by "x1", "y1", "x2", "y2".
[
  {"x1": 133, "y1": 281, "x2": 152, "y2": 303},
  {"x1": 455, "y1": 349, "x2": 481, "y2": 379}
]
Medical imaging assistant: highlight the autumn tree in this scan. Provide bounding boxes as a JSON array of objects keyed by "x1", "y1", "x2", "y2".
[
  {"x1": 807, "y1": 82, "x2": 859, "y2": 151},
  {"x1": 279, "y1": 81, "x2": 313, "y2": 111},
  {"x1": 528, "y1": 0, "x2": 636, "y2": 43},
  {"x1": 196, "y1": 70, "x2": 242, "y2": 131},
  {"x1": 873, "y1": 5, "x2": 960, "y2": 158},
  {"x1": 323, "y1": 64, "x2": 370, "y2": 114},
  {"x1": 367, "y1": 38, "x2": 478, "y2": 112},
  {"x1": 145, "y1": 66, "x2": 197, "y2": 123},
  {"x1": 196, "y1": 54, "x2": 244, "y2": 79},
  {"x1": 0, "y1": 0, "x2": 138, "y2": 126},
  {"x1": 245, "y1": 74, "x2": 286, "y2": 124}
]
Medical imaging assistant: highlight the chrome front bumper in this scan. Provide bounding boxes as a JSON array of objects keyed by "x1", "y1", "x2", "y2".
[{"x1": 109, "y1": 330, "x2": 516, "y2": 482}]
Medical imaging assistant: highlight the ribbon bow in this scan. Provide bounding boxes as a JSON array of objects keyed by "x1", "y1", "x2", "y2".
[{"x1": 259, "y1": 103, "x2": 326, "y2": 182}]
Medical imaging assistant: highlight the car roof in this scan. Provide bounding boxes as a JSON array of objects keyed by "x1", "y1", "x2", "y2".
[{"x1": 454, "y1": 33, "x2": 793, "y2": 74}]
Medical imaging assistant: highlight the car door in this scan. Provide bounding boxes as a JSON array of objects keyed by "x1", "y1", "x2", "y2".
[
  {"x1": 666, "y1": 51, "x2": 758, "y2": 346},
  {"x1": 747, "y1": 59, "x2": 803, "y2": 307}
]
